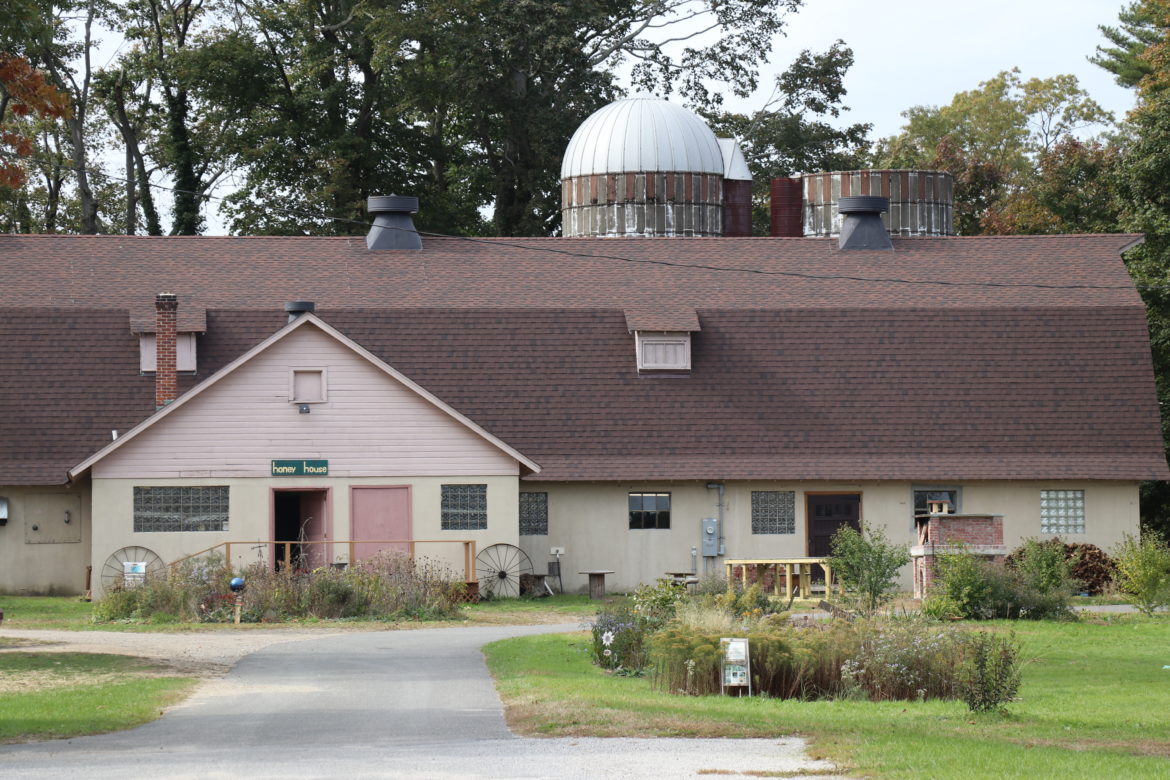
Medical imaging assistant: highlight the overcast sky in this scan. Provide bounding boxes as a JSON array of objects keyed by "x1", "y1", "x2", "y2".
[{"x1": 745, "y1": 0, "x2": 1134, "y2": 139}]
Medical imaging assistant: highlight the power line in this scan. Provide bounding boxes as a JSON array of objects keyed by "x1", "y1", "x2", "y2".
[{"x1": 0, "y1": 147, "x2": 1163, "y2": 293}]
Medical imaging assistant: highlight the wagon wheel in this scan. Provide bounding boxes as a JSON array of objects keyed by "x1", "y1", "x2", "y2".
[
  {"x1": 475, "y1": 543, "x2": 534, "y2": 599},
  {"x1": 101, "y1": 546, "x2": 165, "y2": 590}
]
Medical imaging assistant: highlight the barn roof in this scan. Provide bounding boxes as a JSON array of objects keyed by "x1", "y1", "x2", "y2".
[{"x1": 0, "y1": 233, "x2": 1164, "y2": 484}]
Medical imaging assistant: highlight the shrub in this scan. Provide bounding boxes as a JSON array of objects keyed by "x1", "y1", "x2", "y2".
[
  {"x1": 958, "y1": 631, "x2": 1021, "y2": 712},
  {"x1": 1112, "y1": 533, "x2": 1170, "y2": 616},
  {"x1": 650, "y1": 616, "x2": 976, "y2": 702},
  {"x1": 589, "y1": 605, "x2": 653, "y2": 673},
  {"x1": 1007, "y1": 538, "x2": 1115, "y2": 597},
  {"x1": 828, "y1": 525, "x2": 910, "y2": 614},
  {"x1": 925, "y1": 545, "x2": 1075, "y2": 621},
  {"x1": 93, "y1": 551, "x2": 464, "y2": 623},
  {"x1": 630, "y1": 578, "x2": 688, "y2": 627}
]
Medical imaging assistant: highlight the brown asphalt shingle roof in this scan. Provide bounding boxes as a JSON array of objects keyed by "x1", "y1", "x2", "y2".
[{"x1": 0, "y1": 233, "x2": 1165, "y2": 483}]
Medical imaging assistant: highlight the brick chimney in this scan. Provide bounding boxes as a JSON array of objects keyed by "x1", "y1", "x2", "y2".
[{"x1": 154, "y1": 292, "x2": 178, "y2": 408}]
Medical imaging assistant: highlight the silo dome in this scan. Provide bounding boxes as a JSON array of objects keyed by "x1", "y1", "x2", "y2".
[
  {"x1": 560, "y1": 96, "x2": 729, "y2": 237},
  {"x1": 561, "y1": 96, "x2": 724, "y2": 178}
]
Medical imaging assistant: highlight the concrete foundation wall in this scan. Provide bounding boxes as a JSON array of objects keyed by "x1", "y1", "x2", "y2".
[{"x1": 0, "y1": 482, "x2": 91, "y2": 595}]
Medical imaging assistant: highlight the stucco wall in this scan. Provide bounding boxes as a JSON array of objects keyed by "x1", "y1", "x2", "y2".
[
  {"x1": 518, "y1": 480, "x2": 1141, "y2": 593},
  {"x1": 0, "y1": 482, "x2": 91, "y2": 595},
  {"x1": 90, "y1": 475, "x2": 519, "y2": 596}
]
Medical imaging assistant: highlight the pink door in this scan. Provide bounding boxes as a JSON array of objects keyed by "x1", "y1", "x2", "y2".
[{"x1": 350, "y1": 486, "x2": 412, "y2": 562}]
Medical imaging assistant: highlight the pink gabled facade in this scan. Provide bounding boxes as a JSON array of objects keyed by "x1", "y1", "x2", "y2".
[{"x1": 93, "y1": 322, "x2": 520, "y2": 479}]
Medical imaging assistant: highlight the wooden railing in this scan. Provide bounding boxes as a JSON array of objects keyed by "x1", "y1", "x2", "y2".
[
  {"x1": 170, "y1": 539, "x2": 478, "y2": 583},
  {"x1": 724, "y1": 557, "x2": 845, "y2": 602}
]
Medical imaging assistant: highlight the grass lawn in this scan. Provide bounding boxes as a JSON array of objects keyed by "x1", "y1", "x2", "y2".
[
  {"x1": 484, "y1": 615, "x2": 1170, "y2": 779},
  {"x1": 0, "y1": 652, "x2": 197, "y2": 742}
]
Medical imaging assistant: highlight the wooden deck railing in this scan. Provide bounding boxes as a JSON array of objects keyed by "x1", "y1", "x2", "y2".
[
  {"x1": 170, "y1": 539, "x2": 478, "y2": 583},
  {"x1": 724, "y1": 557, "x2": 845, "y2": 602}
]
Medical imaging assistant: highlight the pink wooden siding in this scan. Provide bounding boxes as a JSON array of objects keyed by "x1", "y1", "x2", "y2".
[{"x1": 95, "y1": 325, "x2": 519, "y2": 478}]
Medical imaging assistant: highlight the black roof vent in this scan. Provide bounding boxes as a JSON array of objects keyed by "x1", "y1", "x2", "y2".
[
  {"x1": 284, "y1": 301, "x2": 315, "y2": 323},
  {"x1": 367, "y1": 195, "x2": 422, "y2": 250},
  {"x1": 838, "y1": 196, "x2": 892, "y2": 251}
]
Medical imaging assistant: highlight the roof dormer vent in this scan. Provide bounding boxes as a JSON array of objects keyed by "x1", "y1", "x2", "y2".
[
  {"x1": 367, "y1": 195, "x2": 422, "y2": 250},
  {"x1": 838, "y1": 196, "x2": 893, "y2": 251}
]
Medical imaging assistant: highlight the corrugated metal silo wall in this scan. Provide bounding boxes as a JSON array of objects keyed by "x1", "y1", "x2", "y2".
[
  {"x1": 801, "y1": 170, "x2": 954, "y2": 236},
  {"x1": 722, "y1": 180, "x2": 753, "y2": 237},
  {"x1": 769, "y1": 177, "x2": 803, "y2": 237},
  {"x1": 561, "y1": 172, "x2": 724, "y2": 237}
]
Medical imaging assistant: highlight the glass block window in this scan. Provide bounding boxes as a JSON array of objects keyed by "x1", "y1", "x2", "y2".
[
  {"x1": 519, "y1": 492, "x2": 548, "y2": 536},
  {"x1": 751, "y1": 491, "x2": 795, "y2": 534},
  {"x1": 629, "y1": 492, "x2": 670, "y2": 529},
  {"x1": 1040, "y1": 490, "x2": 1085, "y2": 535},
  {"x1": 441, "y1": 484, "x2": 487, "y2": 530},
  {"x1": 133, "y1": 486, "x2": 229, "y2": 532}
]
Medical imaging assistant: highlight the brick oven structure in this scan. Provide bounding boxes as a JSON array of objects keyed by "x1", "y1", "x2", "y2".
[{"x1": 911, "y1": 501, "x2": 1007, "y2": 598}]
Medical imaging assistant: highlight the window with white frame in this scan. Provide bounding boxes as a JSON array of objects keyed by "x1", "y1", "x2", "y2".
[
  {"x1": 636, "y1": 332, "x2": 691, "y2": 371},
  {"x1": 133, "y1": 486, "x2": 228, "y2": 532},
  {"x1": 441, "y1": 484, "x2": 487, "y2": 530},
  {"x1": 1040, "y1": 490, "x2": 1085, "y2": 534},
  {"x1": 519, "y1": 492, "x2": 548, "y2": 535},
  {"x1": 629, "y1": 492, "x2": 670, "y2": 529},
  {"x1": 751, "y1": 491, "x2": 795, "y2": 534}
]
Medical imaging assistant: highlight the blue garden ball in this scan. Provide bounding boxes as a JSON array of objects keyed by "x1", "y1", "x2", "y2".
[{"x1": 229, "y1": 577, "x2": 246, "y2": 592}]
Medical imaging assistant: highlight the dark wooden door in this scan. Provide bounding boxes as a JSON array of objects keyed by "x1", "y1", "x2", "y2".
[{"x1": 807, "y1": 494, "x2": 861, "y2": 557}]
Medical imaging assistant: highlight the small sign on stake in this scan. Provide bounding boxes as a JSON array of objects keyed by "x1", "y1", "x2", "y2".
[{"x1": 721, "y1": 637, "x2": 751, "y2": 696}]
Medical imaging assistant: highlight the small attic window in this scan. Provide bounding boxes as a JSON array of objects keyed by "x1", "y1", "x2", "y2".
[
  {"x1": 636, "y1": 331, "x2": 691, "y2": 371},
  {"x1": 139, "y1": 333, "x2": 197, "y2": 372},
  {"x1": 290, "y1": 369, "x2": 327, "y2": 403}
]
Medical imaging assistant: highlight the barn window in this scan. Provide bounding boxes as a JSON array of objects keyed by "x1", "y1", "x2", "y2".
[
  {"x1": 1040, "y1": 490, "x2": 1085, "y2": 534},
  {"x1": 751, "y1": 491, "x2": 795, "y2": 534},
  {"x1": 133, "y1": 486, "x2": 228, "y2": 532},
  {"x1": 629, "y1": 492, "x2": 670, "y2": 529},
  {"x1": 441, "y1": 484, "x2": 487, "y2": 530},
  {"x1": 519, "y1": 492, "x2": 548, "y2": 536},
  {"x1": 636, "y1": 332, "x2": 691, "y2": 371}
]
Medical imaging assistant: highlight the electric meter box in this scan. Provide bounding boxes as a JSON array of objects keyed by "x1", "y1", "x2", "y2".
[
  {"x1": 701, "y1": 517, "x2": 719, "y2": 557},
  {"x1": 720, "y1": 637, "x2": 751, "y2": 696}
]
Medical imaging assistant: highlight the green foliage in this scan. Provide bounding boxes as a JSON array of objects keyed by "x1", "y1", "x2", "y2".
[
  {"x1": 704, "y1": 40, "x2": 872, "y2": 234},
  {"x1": 93, "y1": 552, "x2": 464, "y2": 623},
  {"x1": 958, "y1": 631, "x2": 1021, "y2": 713},
  {"x1": 828, "y1": 525, "x2": 910, "y2": 614},
  {"x1": 924, "y1": 545, "x2": 1075, "y2": 621},
  {"x1": 630, "y1": 578, "x2": 688, "y2": 627},
  {"x1": 651, "y1": 617, "x2": 975, "y2": 703},
  {"x1": 589, "y1": 605, "x2": 652, "y2": 673},
  {"x1": 1112, "y1": 532, "x2": 1170, "y2": 615},
  {"x1": 877, "y1": 69, "x2": 1112, "y2": 235},
  {"x1": 1092, "y1": 1, "x2": 1167, "y2": 91}
]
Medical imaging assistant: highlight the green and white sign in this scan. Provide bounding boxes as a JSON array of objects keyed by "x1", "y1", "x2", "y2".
[{"x1": 271, "y1": 459, "x2": 329, "y2": 476}]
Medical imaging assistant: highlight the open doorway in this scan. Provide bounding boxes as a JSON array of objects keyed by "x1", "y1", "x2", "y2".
[{"x1": 272, "y1": 489, "x2": 330, "y2": 570}]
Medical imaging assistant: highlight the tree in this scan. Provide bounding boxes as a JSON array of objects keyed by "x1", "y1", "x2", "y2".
[
  {"x1": 828, "y1": 525, "x2": 910, "y2": 615},
  {"x1": 704, "y1": 41, "x2": 872, "y2": 234},
  {"x1": 0, "y1": 53, "x2": 70, "y2": 189},
  {"x1": 1091, "y1": 0, "x2": 1168, "y2": 92},
  {"x1": 982, "y1": 137, "x2": 1124, "y2": 235},
  {"x1": 876, "y1": 69, "x2": 1111, "y2": 234}
]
